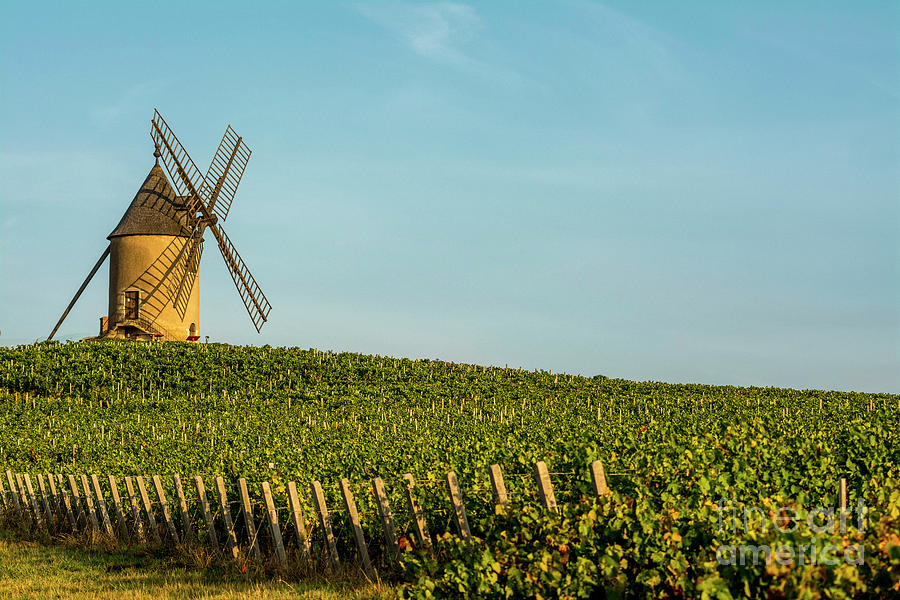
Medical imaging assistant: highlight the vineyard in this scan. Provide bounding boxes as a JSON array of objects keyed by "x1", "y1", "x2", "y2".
[{"x1": 1, "y1": 340, "x2": 898, "y2": 598}]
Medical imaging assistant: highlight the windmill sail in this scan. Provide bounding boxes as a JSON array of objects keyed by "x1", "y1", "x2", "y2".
[
  {"x1": 202, "y1": 125, "x2": 251, "y2": 222},
  {"x1": 208, "y1": 225, "x2": 271, "y2": 332},
  {"x1": 150, "y1": 109, "x2": 205, "y2": 215}
]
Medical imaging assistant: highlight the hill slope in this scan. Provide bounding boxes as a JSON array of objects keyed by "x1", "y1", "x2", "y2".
[{"x1": 1, "y1": 341, "x2": 898, "y2": 598}]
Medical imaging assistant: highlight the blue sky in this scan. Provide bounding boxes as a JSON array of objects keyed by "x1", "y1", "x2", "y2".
[{"x1": 1, "y1": 2, "x2": 897, "y2": 392}]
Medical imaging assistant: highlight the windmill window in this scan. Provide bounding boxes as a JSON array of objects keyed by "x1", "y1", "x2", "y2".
[{"x1": 124, "y1": 290, "x2": 140, "y2": 320}]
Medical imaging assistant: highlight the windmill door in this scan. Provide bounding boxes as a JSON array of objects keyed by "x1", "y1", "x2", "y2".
[{"x1": 124, "y1": 290, "x2": 140, "y2": 320}]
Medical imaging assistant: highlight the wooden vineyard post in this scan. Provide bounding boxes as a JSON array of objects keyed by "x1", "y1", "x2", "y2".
[
  {"x1": 90, "y1": 474, "x2": 115, "y2": 537},
  {"x1": 445, "y1": 471, "x2": 472, "y2": 543},
  {"x1": 837, "y1": 478, "x2": 849, "y2": 533},
  {"x1": 286, "y1": 481, "x2": 311, "y2": 559},
  {"x1": 489, "y1": 464, "x2": 509, "y2": 507},
  {"x1": 63, "y1": 476, "x2": 78, "y2": 529},
  {"x1": 402, "y1": 473, "x2": 432, "y2": 549},
  {"x1": 45, "y1": 474, "x2": 58, "y2": 522},
  {"x1": 136, "y1": 476, "x2": 162, "y2": 544},
  {"x1": 124, "y1": 477, "x2": 146, "y2": 542},
  {"x1": 46, "y1": 474, "x2": 63, "y2": 528},
  {"x1": 339, "y1": 478, "x2": 374, "y2": 578},
  {"x1": 45, "y1": 474, "x2": 61, "y2": 527},
  {"x1": 214, "y1": 476, "x2": 239, "y2": 559},
  {"x1": 589, "y1": 461, "x2": 610, "y2": 496},
  {"x1": 372, "y1": 477, "x2": 399, "y2": 561},
  {"x1": 172, "y1": 475, "x2": 192, "y2": 543},
  {"x1": 194, "y1": 476, "x2": 219, "y2": 553},
  {"x1": 36, "y1": 475, "x2": 54, "y2": 530},
  {"x1": 237, "y1": 478, "x2": 261, "y2": 560},
  {"x1": 78, "y1": 474, "x2": 101, "y2": 532},
  {"x1": 107, "y1": 476, "x2": 129, "y2": 541},
  {"x1": 4, "y1": 471, "x2": 17, "y2": 507},
  {"x1": 11, "y1": 474, "x2": 26, "y2": 522},
  {"x1": 533, "y1": 462, "x2": 557, "y2": 511},
  {"x1": 57, "y1": 474, "x2": 77, "y2": 530},
  {"x1": 4, "y1": 471, "x2": 22, "y2": 519},
  {"x1": 23, "y1": 474, "x2": 44, "y2": 530},
  {"x1": 260, "y1": 482, "x2": 287, "y2": 566},
  {"x1": 15, "y1": 474, "x2": 32, "y2": 525},
  {"x1": 152, "y1": 475, "x2": 180, "y2": 544},
  {"x1": 310, "y1": 480, "x2": 340, "y2": 570},
  {"x1": 0, "y1": 478, "x2": 7, "y2": 510}
]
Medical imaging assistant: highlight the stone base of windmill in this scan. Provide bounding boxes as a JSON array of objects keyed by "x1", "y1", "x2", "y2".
[{"x1": 88, "y1": 316, "x2": 200, "y2": 343}]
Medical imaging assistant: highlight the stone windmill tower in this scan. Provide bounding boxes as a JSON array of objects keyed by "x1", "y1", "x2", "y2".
[{"x1": 48, "y1": 110, "x2": 272, "y2": 341}]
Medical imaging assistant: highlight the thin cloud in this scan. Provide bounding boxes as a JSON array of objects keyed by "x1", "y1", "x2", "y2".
[
  {"x1": 355, "y1": 2, "x2": 482, "y2": 67},
  {"x1": 354, "y1": 2, "x2": 537, "y2": 92}
]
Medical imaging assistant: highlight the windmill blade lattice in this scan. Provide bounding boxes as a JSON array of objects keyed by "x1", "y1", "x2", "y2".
[
  {"x1": 150, "y1": 110, "x2": 206, "y2": 216},
  {"x1": 202, "y1": 125, "x2": 251, "y2": 222},
  {"x1": 207, "y1": 224, "x2": 271, "y2": 333}
]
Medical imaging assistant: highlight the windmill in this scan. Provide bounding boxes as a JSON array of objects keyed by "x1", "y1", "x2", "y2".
[{"x1": 48, "y1": 110, "x2": 271, "y2": 341}]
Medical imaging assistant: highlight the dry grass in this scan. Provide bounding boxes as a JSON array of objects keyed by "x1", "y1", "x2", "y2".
[{"x1": 0, "y1": 525, "x2": 395, "y2": 599}]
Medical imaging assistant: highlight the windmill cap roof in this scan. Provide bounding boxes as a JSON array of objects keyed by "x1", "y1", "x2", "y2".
[{"x1": 108, "y1": 164, "x2": 193, "y2": 239}]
